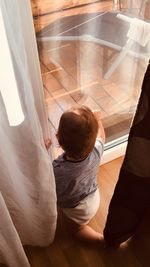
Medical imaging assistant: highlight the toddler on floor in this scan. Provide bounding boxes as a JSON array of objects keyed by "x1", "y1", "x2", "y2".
[{"x1": 53, "y1": 106, "x2": 105, "y2": 242}]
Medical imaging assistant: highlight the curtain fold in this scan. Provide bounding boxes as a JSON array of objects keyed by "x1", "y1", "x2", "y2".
[
  {"x1": 0, "y1": 0, "x2": 57, "y2": 266},
  {"x1": 104, "y1": 59, "x2": 150, "y2": 246},
  {"x1": 0, "y1": 193, "x2": 30, "y2": 267}
]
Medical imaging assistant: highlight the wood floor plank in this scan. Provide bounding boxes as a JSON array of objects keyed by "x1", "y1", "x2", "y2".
[
  {"x1": 96, "y1": 94, "x2": 122, "y2": 115},
  {"x1": 84, "y1": 83, "x2": 109, "y2": 99},
  {"x1": 42, "y1": 72, "x2": 64, "y2": 93},
  {"x1": 103, "y1": 82, "x2": 129, "y2": 103},
  {"x1": 53, "y1": 69, "x2": 80, "y2": 92},
  {"x1": 40, "y1": 62, "x2": 49, "y2": 74},
  {"x1": 44, "y1": 87, "x2": 51, "y2": 99},
  {"x1": 46, "y1": 98, "x2": 63, "y2": 129},
  {"x1": 51, "y1": 89, "x2": 77, "y2": 110}
]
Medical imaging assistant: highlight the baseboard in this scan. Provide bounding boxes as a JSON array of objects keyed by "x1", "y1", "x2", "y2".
[{"x1": 101, "y1": 141, "x2": 127, "y2": 165}]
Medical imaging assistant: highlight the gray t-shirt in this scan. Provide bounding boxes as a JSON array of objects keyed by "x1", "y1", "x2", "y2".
[{"x1": 53, "y1": 139, "x2": 104, "y2": 208}]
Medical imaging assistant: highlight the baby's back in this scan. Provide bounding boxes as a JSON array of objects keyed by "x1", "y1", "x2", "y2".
[{"x1": 53, "y1": 139, "x2": 103, "y2": 208}]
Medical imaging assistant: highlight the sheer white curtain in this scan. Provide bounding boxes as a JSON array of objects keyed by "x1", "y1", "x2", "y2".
[{"x1": 0, "y1": 0, "x2": 57, "y2": 266}]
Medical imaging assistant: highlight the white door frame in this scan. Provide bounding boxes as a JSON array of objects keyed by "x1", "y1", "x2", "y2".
[{"x1": 102, "y1": 140, "x2": 127, "y2": 165}]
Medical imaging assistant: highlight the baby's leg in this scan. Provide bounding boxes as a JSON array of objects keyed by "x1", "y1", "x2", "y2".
[
  {"x1": 63, "y1": 215, "x2": 103, "y2": 243},
  {"x1": 76, "y1": 224, "x2": 103, "y2": 243}
]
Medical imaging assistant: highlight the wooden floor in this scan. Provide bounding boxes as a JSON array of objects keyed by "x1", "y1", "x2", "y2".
[{"x1": 25, "y1": 156, "x2": 150, "y2": 267}]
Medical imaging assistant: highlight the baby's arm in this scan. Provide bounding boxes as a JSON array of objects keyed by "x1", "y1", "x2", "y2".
[{"x1": 93, "y1": 110, "x2": 105, "y2": 143}]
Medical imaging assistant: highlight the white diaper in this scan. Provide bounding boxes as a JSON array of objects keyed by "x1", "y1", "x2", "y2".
[{"x1": 61, "y1": 188, "x2": 100, "y2": 225}]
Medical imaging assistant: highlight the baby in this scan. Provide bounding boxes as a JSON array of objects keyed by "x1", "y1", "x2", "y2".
[{"x1": 52, "y1": 106, "x2": 105, "y2": 242}]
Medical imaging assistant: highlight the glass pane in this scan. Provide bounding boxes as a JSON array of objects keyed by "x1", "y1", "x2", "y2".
[{"x1": 31, "y1": 0, "x2": 150, "y2": 157}]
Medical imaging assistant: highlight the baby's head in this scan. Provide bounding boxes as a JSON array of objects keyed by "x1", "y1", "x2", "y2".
[{"x1": 57, "y1": 106, "x2": 98, "y2": 160}]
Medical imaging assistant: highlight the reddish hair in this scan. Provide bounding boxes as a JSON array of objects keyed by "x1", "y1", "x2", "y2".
[{"x1": 57, "y1": 106, "x2": 98, "y2": 160}]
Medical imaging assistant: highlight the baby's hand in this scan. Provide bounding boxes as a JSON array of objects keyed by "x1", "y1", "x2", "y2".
[
  {"x1": 44, "y1": 139, "x2": 52, "y2": 150},
  {"x1": 92, "y1": 110, "x2": 101, "y2": 121}
]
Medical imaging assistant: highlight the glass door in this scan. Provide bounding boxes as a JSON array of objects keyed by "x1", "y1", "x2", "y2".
[{"x1": 30, "y1": 0, "x2": 150, "y2": 159}]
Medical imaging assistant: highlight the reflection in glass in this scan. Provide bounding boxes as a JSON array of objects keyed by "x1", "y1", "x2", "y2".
[{"x1": 31, "y1": 0, "x2": 150, "y2": 157}]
